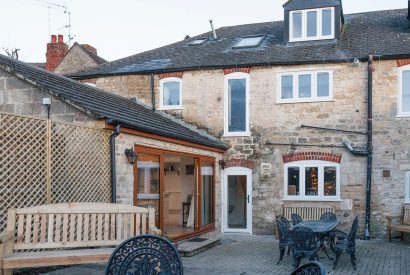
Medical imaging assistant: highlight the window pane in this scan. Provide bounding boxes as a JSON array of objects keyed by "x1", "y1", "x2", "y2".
[
  {"x1": 402, "y1": 71, "x2": 410, "y2": 113},
  {"x1": 228, "y1": 175, "x2": 247, "y2": 229},
  {"x1": 324, "y1": 167, "x2": 337, "y2": 196},
  {"x1": 299, "y1": 74, "x2": 311, "y2": 98},
  {"x1": 287, "y1": 167, "x2": 300, "y2": 196},
  {"x1": 292, "y1": 12, "x2": 302, "y2": 38},
  {"x1": 305, "y1": 167, "x2": 318, "y2": 196},
  {"x1": 235, "y1": 36, "x2": 264, "y2": 48},
  {"x1": 281, "y1": 75, "x2": 293, "y2": 99},
  {"x1": 201, "y1": 162, "x2": 214, "y2": 226},
  {"x1": 163, "y1": 82, "x2": 180, "y2": 106},
  {"x1": 317, "y1": 73, "x2": 330, "y2": 97},
  {"x1": 307, "y1": 11, "x2": 317, "y2": 37},
  {"x1": 322, "y1": 9, "x2": 332, "y2": 36},
  {"x1": 228, "y1": 79, "x2": 246, "y2": 132}
]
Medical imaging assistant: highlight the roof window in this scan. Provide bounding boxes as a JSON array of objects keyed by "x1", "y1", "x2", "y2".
[
  {"x1": 189, "y1": 38, "x2": 208, "y2": 46},
  {"x1": 233, "y1": 35, "x2": 265, "y2": 48}
]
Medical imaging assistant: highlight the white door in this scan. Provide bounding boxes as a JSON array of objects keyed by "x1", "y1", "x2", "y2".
[{"x1": 222, "y1": 167, "x2": 252, "y2": 234}]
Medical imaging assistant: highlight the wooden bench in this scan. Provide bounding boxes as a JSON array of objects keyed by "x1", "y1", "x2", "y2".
[
  {"x1": 0, "y1": 203, "x2": 161, "y2": 275},
  {"x1": 283, "y1": 206, "x2": 335, "y2": 221},
  {"x1": 387, "y1": 205, "x2": 410, "y2": 241}
]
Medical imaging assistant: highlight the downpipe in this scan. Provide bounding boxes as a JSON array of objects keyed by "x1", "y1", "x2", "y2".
[{"x1": 110, "y1": 125, "x2": 121, "y2": 203}]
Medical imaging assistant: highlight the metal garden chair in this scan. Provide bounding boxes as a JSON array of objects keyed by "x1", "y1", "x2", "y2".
[
  {"x1": 333, "y1": 216, "x2": 359, "y2": 271},
  {"x1": 105, "y1": 235, "x2": 184, "y2": 275},
  {"x1": 280, "y1": 216, "x2": 292, "y2": 229},
  {"x1": 290, "y1": 261, "x2": 326, "y2": 275},
  {"x1": 289, "y1": 226, "x2": 320, "y2": 268},
  {"x1": 320, "y1": 212, "x2": 337, "y2": 222},
  {"x1": 319, "y1": 212, "x2": 341, "y2": 250},
  {"x1": 291, "y1": 213, "x2": 303, "y2": 226},
  {"x1": 276, "y1": 218, "x2": 294, "y2": 264}
]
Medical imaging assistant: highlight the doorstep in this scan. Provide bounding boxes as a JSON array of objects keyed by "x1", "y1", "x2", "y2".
[{"x1": 177, "y1": 236, "x2": 221, "y2": 257}]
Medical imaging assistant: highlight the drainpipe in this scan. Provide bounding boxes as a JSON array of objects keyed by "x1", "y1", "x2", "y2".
[
  {"x1": 364, "y1": 54, "x2": 374, "y2": 240},
  {"x1": 110, "y1": 125, "x2": 121, "y2": 203},
  {"x1": 151, "y1": 73, "x2": 155, "y2": 110}
]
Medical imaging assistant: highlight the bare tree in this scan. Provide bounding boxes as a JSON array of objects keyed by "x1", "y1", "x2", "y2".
[{"x1": 2, "y1": 47, "x2": 20, "y2": 60}]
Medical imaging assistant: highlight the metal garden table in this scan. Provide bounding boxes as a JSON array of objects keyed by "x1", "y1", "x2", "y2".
[{"x1": 292, "y1": 220, "x2": 340, "y2": 260}]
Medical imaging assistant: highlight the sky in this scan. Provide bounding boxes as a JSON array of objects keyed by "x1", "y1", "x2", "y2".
[{"x1": 0, "y1": 0, "x2": 407, "y2": 62}]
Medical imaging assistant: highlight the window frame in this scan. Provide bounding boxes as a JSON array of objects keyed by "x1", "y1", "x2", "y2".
[
  {"x1": 277, "y1": 70, "x2": 333, "y2": 103},
  {"x1": 398, "y1": 65, "x2": 410, "y2": 117},
  {"x1": 159, "y1": 77, "x2": 183, "y2": 110},
  {"x1": 283, "y1": 160, "x2": 341, "y2": 201},
  {"x1": 289, "y1": 7, "x2": 335, "y2": 42},
  {"x1": 233, "y1": 35, "x2": 266, "y2": 49},
  {"x1": 224, "y1": 72, "x2": 251, "y2": 137},
  {"x1": 189, "y1": 38, "x2": 208, "y2": 46},
  {"x1": 405, "y1": 171, "x2": 410, "y2": 204}
]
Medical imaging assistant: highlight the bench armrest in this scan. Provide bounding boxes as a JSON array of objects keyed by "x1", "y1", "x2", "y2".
[
  {"x1": 0, "y1": 230, "x2": 14, "y2": 244},
  {"x1": 386, "y1": 215, "x2": 401, "y2": 221}
]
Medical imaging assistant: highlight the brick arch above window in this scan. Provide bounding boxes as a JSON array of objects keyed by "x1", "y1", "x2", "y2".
[
  {"x1": 223, "y1": 67, "x2": 251, "y2": 75},
  {"x1": 224, "y1": 159, "x2": 254, "y2": 170},
  {"x1": 282, "y1": 152, "x2": 342, "y2": 164},
  {"x1": 397, "y1": 59, "x2": 410, "y2": 67},
  {"x1": 158, "y1": 72, "x2": 183, "y2": 79}
]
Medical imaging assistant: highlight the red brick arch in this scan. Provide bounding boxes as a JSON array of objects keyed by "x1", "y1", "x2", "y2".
[
  {"x1": 158, "y1": 72, "x2": 183, "y2": 79},
  {"x1": 224, "y1": 159, "x2": 254, "y2": 169},
  {"x1": 282, "y1": 152, "x2": 342, "y2": 164},
  {"x1": 223, "y1": 67, "x2": 251, "y2": 75}
]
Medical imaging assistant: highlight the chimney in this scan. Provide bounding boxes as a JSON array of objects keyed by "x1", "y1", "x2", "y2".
[
  {"x1": 209, "y1": 19, "x2": 218, "y2": 40},
  {"x1": 46, "y1": 34, "x2": 68, "y2": 71}
]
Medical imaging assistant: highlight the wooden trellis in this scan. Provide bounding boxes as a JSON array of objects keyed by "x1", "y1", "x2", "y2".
[{"x1": 0, "y1": 113, "x2": 112, "y2": 231}]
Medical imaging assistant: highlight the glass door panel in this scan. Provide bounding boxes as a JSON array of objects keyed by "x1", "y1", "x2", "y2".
[
  {"x1": 136, "y1": 153, "x2": 160, "y2": 227},
  {"x1": 201, "y1": 162, "x2": 214, "y2": 226},
  {"x1": 227, "y1": 175, "x2": 248, "y2": 229}
]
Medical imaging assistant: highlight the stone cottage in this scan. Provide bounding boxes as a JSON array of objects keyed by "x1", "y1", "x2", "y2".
[
  {"x1": 0, "y1": 54, "x2": 227, "y2": 241},
  {"x1": 70, "y1": 0, "x2": 410, "y2": 238}
]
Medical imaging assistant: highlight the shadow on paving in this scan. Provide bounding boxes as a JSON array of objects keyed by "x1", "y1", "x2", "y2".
[{"x1": 40, "y1": 234, "x2": 410, "y2": 275}]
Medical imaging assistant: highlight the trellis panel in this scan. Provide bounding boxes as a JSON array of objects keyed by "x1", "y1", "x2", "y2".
[{"x1": 0, "y1": 113, "x2": 112, "y2": 231}]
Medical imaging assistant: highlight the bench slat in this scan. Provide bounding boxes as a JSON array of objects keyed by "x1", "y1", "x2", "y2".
[
  {"x1": 142, "y1": 213, "x2": 146, "y2": 235},
  {"x1": 33, "y1": 214, "x2": 39, "y2": 244},
  {"x1": 84, "y1": 214, "x2": 89, "y2": 241},
  {"x1": 123, "y1": 214, "x2": 129, "y2": 239},
  {"x1": 62, "y1": 214, "x2": 68, "y2": 243},
  {"x1": 77, "y1": 214, "x2": 83, "y2": 242},
  {"x1": 24, "y1": 214, "x2": 32, "y2": 244},
  {"x1": 55, "y1": 214, "x2": 61, "y2": 243},
  {"x1": 17, "y1": 214, "x2": 24, "y2": 244},
  {"x1": 110, "y1": 214, "x2": 115, "y2": 241},
  {"x1": 97, "y1": 214, "x2": 103, "y2": 241},
  {"x1": 136, "y1": 213, "x2": 141, "y2": 236},
  {"x1": 130, "y1": 213, "x2": 135, "y2": 238},
  {"x1": 90, "y1": 214, "x2": 96, "y2": 241},
  {"x1": 69, "y1": 214, "x2": 75, "y2": 242},
  {"x1": 104, "y1": 214, "x2": 109, "y2": 241},
  {"x1": 40, "y1": 214, "x2": 47, "y2": 243},
  {"x1": 48, "y1": 214, "x2": 54, "y2": 243}
]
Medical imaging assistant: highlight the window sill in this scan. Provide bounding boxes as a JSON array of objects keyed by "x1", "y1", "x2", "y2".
[
  {"x1": 223, "y1": 131, "x2": 251, "y2": 138},
  {"x1": 282, "y1": 197, "x2": 342, "y2": 202},
  {"x1": 395, "y1": 114, "x2": 410, "y2": 118},
  {"x1": 277, "y1": 98, "x2": 333, "y2": 104},
  {"x1": 289, "y1": 36, "x2": 335, "y2": 43},
  {"x1": 158, "y1": 106, "x2": 184, "y2": 111}
]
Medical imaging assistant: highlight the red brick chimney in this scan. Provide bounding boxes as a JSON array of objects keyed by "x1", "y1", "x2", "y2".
[{"x1": 46, "y1": 34, "x2": 68, "y2": 71}]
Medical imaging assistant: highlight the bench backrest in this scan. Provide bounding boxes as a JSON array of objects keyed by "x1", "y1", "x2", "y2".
[
  {"x1": 402, "y1": 205, "x2": 410, "y2": 225},
  {"x1": 7, "y1": 203, "x2": 158, "y2": 251},
  {"x1": 283, "y1": 206, "x2": 335, "y2": 221}
]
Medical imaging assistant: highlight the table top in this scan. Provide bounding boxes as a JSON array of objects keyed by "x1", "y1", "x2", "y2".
[{"x1": 292, "y1": 220, "x2": 339, "y2": 233}]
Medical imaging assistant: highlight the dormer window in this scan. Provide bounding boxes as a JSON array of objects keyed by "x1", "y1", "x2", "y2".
[{"x1": 289, "y1": 7, "x2": 335, "y2": 42}]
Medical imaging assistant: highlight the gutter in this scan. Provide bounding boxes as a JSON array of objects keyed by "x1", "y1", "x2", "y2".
[
  {"x1": 109, "y1": 124, "x2": 121, "y2": 203},
  {"x1": 364, "y1": 55, "x2": 374, "y2": 240}
]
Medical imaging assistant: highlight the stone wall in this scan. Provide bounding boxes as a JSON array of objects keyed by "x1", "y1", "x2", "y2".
[
  {"x1": 114, "y1": 132, "x2": 224, "y2": 232},
  {"x1": 0, "y1": 68, "x2": 102, "y2": 127},
  {"x1": 54, "y1": 44, "x2": 100, "y2": 75},
  {"x1": 92, "y1": 59, "x2": 410, "y2": 237}
]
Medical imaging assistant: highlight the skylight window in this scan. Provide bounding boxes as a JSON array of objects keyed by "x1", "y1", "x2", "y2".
[
  {"x1": 233, "y1": 35, "x2": 265, "y2": 48},
  {"x1": 190, "y1": 38, "x2": 208, "y2": 45}
]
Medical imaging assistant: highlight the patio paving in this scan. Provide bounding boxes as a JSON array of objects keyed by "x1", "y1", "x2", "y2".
[{"x1": 42, "y1": 234, "x2": 410, "y2": 275}]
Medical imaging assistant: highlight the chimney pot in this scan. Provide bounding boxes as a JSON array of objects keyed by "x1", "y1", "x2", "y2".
[
  {"x1": 57, "y1": 34, "x2": 64, "y2": 43},
  {"x1": 51, "y1": 35, "x2": 57, "y2": 43}
]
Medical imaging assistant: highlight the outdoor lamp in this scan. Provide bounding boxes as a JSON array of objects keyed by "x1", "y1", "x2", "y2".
[
  {"x1": 124, "y1": 148, "x2": 138, "y2": 165},
  {"x1": 218, "y1": 160, "x2": 225, "y2": 169}
]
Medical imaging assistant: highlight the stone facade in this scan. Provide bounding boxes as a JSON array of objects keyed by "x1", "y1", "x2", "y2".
[{"x1": 92, "y1": 59, "x2": 410, "y2": 237}]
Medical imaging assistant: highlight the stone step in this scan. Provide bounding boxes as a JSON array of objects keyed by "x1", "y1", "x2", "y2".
[{"x1": 177, "y1": 236, "x2": 221, "y2": 257}]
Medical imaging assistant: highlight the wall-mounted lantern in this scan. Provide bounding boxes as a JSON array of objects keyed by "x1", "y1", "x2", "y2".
[
  {"x1": 124, "y1": 148, "x2": 138, "y2": 165},
  {"x1": 218, "y1": 160, "x2": 225, "y2": 170}
]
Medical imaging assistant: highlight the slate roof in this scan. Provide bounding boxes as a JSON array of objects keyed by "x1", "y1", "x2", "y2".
[
  {"x1": 0, "y1": 54, "x2": 227, "y2": 150},
  {"x1": 70, "y1": 9, "x2": 410, "y2": 79}
]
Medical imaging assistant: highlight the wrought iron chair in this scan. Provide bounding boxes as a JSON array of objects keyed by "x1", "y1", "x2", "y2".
[
  {"x1": 333, "y1": 216, "x2": 359, "y2": 271},
  {"x1": 290, "y1": 261, "x2": 326, "y2": 275},
  {"x1": 291, "y1": 213, "x2": 303, "y2": 226},
  {"x1": 105, "y1": 235, "x2": 184, "y2": 275},
  {"x1": 290, "y1": 226, "x2": 320, "y2": 268},
  {"x1": 279, "y1": 216, "x2": 292, "y2": 229},
  {"x1": 276, "y1": 218, "x2": 294, "y2": 264},
  {"x1": 320, "y1": 212, "x2": 337, "y2": 222},
  {"x1": 319, "y1": 212, "x2": 340, "y2": 250}
]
